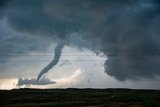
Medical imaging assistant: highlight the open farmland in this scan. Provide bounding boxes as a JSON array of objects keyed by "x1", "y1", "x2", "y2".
[{"x1": 0, "y1": 88, "x2": 160, "y2": 107}]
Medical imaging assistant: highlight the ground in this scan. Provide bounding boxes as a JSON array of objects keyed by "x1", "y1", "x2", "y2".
[{"x1": 0, "y1": 88, "x2": 160, "y2": 107}]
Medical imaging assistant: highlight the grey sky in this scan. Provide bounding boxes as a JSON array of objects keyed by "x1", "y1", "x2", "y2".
[{"x1": 0, "y1": 0, "x2": 160, "y2": 89}]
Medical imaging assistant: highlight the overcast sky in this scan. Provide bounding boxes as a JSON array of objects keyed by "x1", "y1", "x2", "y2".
[{"x1": 0, "y1": 0, "x2": 160, "y2": 89}]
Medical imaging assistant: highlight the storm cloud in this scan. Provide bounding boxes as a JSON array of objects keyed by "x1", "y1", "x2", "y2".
[{"x1": 0, "y1": 0, "x2": 160, "y2": 81}]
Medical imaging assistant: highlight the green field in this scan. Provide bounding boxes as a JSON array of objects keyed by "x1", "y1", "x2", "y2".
[{"x1": 0, "y1": 88, "x2": 160, "y2": 107}]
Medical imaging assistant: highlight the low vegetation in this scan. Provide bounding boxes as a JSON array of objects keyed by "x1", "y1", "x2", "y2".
[{"x1": 0, "y1": 88, "x2": 160, "y2": 107}]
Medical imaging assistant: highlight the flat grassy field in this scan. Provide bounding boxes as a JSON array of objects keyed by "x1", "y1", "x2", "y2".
[{"x1": 0, "y1": 88, "x2": 160, "y2": 107}]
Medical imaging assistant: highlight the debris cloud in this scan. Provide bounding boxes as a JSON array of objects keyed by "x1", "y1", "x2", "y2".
[{"x1": 17, "y1": 77, "x2": 56, "y2": 86}]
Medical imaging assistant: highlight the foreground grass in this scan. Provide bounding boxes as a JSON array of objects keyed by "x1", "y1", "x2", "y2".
[{"x1": 0, "y1": 88, "x2": 160, "y2": 107}]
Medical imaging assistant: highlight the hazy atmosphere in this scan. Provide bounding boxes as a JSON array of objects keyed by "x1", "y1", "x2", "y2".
[{"x1": 0, "y1": 0, "x2": 160, "y2": 89}]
